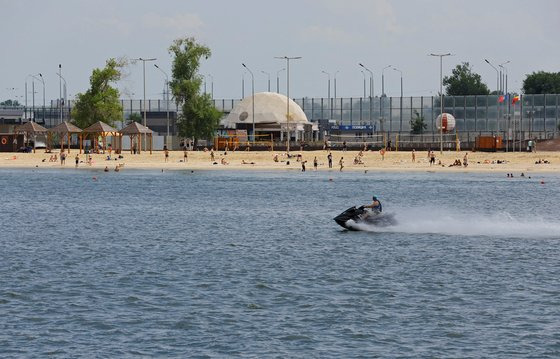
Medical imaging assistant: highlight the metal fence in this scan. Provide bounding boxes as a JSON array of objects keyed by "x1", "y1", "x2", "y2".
[{"x1": 4, "y1": 94, "x2": 559, "y2": 139}]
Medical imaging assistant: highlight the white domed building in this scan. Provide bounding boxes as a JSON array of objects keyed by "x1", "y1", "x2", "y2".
[{"x1": 220, "y1": 92, "x2": 318, "y2": 143}]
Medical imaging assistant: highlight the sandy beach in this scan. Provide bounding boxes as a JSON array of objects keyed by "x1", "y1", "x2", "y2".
[{"x1": 1, "y1": 149, "x2": 559, "y2": 174}]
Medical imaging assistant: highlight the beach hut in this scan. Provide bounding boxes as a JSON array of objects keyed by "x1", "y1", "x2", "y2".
[
  {"x1": 48, "y1": 121, "x2": 82, "y2": 153},
  {"x1": 119, "y1": 121, "x2": 153, "y2": 154},
  {"x1": 15, "y1": 121, "x2": 48, "y2": 153},
  {"x1": 81, "y1": 121, "x2": 121, "y2": 154}
]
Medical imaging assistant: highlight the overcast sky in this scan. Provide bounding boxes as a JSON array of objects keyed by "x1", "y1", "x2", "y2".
[{"x1": 1, "y1": 0, "x2": 559, "y2": 103}]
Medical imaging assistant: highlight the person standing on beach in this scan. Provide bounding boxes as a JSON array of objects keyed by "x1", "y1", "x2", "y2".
[
  {"x1": 75, "y1": 154, "x2": 79, "y2": 168},
  {"x1": 327, "y1": 152, "x2": 333, "y2": 168},
  {"x1": 164, "y1": 148, "x2": 169, "y2": 163},
  {"x1": 429, "y1": 151, "x2": 436, "y2": 166},
  {"x1": 339, "y1": 157, "x2": 344, "y2": 172},
  {"x1": 301, "y1": 160, "x2": 306, "y2": 172},
  {"x1": 210, "y1": 149, "x2": 215, "y2": 162},
  {"x1": 60, "y1": 152, "x2": 66, "y2": 165},
  {"x1": 183, "y1": 149, "x2": 188, "y2": 163},
  {"x1": 412, "y1": 149, "x2": 416, "y2": 163},
  {"x1": 313, "y1": 156, "x2": 318, "y2": 171},
  {"x1": 463, "y1": 152, "x2": 468, "y2": 167}
]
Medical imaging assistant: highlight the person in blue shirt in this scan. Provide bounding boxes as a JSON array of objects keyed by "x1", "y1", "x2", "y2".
[{"x1": 363, "y1": 195, "x2": 382, "y2": 213}]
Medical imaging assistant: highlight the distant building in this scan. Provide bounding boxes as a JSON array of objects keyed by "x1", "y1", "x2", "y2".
[{"x1": 221, "y1": 92, "x2": 319, "y2": 142}]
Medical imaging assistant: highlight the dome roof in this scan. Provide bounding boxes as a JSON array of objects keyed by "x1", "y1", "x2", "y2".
[{"x1": 222, "y1": 92, "x2": 309, "y2": 128}]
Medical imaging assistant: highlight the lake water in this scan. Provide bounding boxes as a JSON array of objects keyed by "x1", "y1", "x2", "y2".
[{"x1": 1, "y1": 168, "x2": 560, "y2": 357}]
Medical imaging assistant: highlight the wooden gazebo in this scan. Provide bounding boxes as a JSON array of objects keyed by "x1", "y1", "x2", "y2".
[
  {"x1": 48, "y1": 121, "x2": 83, "y2": 153},
  {"x1": 81, "y1": 121, "x2": 121, "y2": 154},
  {"x1": 15, "y1": 121, "x2": 48, "y2": 153},
  {"x1": 120, "y1": 122, "x2": 153, "y2": 154}
]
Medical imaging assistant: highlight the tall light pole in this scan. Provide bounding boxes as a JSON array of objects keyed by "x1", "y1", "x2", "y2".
[
  {"x1": 275, "y1": 56, "x2": 302, "y2": 152},
  {"x1": 430, "y1": 53, "x2": 451, "y2": 154},
  {"x1": 261, "y1": 71, "x2": 270, "y2": 92},
  {"x1": 500, "y1": 61, "x2": 510, "y2": 151},
  {"x1": 393, "y1": 67, "x2": 403, "y2": 129},
  {"x1": 207, "y1": 74, "x2": 214, "y2": 99},
  {"x1": 58, "y1": 64, "x2": 62, "y2": 123},
  {"x1": 321, "y1": 71, "x2": 331, "y2": 119},
  {"x1": 381, "y1": 65, "x2": 392, "y2": 132},
  {"x1": 360, "y1": 70, "x2": 366, "y2": 98},
  {"x1": 154, "y1": 64, "x2": 170, "y2": 148},
  {"x1": 485, "y1": 58, "x2": 501, "y2": 134},
  {"x1": 334, "y1": 70, "x2": 339, "y2": 100},
  {"x1": 276, "y1": 68, "x2": 285, "y2": 93},
  {"x1": 133, "y1": 57, "x2": 156, "y2": 149},
  {"x1": 35, "y1": 74, "x2": 45, "y2": 122},
  {"x1": 499, "y1": 61, "x2": 510, "y2": 96},
  {"x1": 242, "y1": 63, "x2": 255, "y2": 142},
  {"x1": 25, "y1": 75, "x2": 36, "y2": 121},
  {"x1": 242, "y1": 72, "x2": 245, "y2": 99},
  {"x1": 484, "y1": 59, "x2": 500, "y2": 94},
  {"x1": 56, "y1": 71, "x2": 67, "y2": 123},
  {"x1": 359, "y1": 63, "x2": 374, "y2": 127}
]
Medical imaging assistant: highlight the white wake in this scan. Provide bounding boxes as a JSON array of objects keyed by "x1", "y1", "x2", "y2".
[{"x1": 351, "y1": 207, "x2": 560, "y2": 238}]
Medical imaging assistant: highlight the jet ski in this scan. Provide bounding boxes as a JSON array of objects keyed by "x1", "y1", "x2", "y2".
[{"x1": 333, "y1": 206, "x2": 397, "y2": 230}]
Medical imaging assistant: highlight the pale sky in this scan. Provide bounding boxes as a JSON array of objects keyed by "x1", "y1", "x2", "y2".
[{"x1": 1, "y1": 0, "x2": 559, "y2": 103}]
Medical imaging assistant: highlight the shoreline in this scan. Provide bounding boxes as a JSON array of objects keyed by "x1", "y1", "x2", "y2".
[{"x1": 1, "y1": 150, "x2": 559, "y2": 174}]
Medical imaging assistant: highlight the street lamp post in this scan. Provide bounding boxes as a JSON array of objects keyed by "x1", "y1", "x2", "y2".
[
  {"x1": 58, "y1": 64, "x2": 62, "y2": 123},
  {"x1": 276, "y1": 68, "x2": 285, "y2": 93},
  {"x1": 275, "y1": 56, "x2": 302, "y2": 152},
  {"x1": 154, "y1": 64, "x2": 170, "y2": 148},
  {"x1": 35, "y1": 74, "x2": 45, "y2": 123},
  {"x1": 334, "y1": 70, "x2": 339, "y2": 100},
  {"x1": 359, "y1": 63, "x2": 374, "y2": 128},
  {"x1": 321, "y1": 71, "x2": 331, "y2": 119},
  {"x1": 26, "y1": 75, "x2": 36, "y2": 121},
  {"x1": 242, "y1": 63, "x2": 255, "y2": 142},
  {"x1": 430, "y1": 53, "x2": 451, "y2": 154},
  {"x1": 56, "y1": 71, "x2": 67, "y2": 123},
  {"x1": 381, "y1": 65, "x2": 392, "y2": 132},
  {"x1": 242, "y1": 72, "x2": 245, "y2": 99},
  {"x1": 485, "y1": 59, "x2": 501, "y2": 134},
  {"x1": 484, "y1": 59, "x2": 500, "y2": 95},
  {"x1": 207, "y1": 74, "x2": 214, "y2": 99},
  {"x1": 261, "y1": 71, "x2": 270, "y2": 92},
  {"x1": 133, "y1": 57, "x2": 156, "y2": 150},
  {"x1": 393, "y1": 67, "x2": 403, "y2": 129},
  {"x1": 360, "y1": 70, "x2": 366, "y2": 98},
  {"x1": 499, "y1": 61, "x2": 510, "y2": 151}
]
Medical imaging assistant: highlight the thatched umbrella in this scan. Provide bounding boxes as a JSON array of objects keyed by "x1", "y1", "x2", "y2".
[
  {"x1": 120, "y1": 121, "x2": 153, "y2": 154},
  {"x1": 48, "y1": 121, "x2": 82, "y2": 153},
  {"x1": 81, "y1": 121, "x2": 121, "y2": 154},
  {"x1": 15, "y1": 121, "x2": 48, "y2": 153}
]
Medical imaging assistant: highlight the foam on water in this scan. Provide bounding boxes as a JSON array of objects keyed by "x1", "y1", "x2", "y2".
[{"x1": 351, "y1": 206, "x2": 560, "y2": 238}]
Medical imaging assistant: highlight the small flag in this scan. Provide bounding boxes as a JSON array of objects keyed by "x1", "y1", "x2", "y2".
[
  {"x1": 498, "y1": 95, "x2": 505, "y2": 103},
  {"x1": 512, "y1": 95, "x2": 520, "y2": 104}
]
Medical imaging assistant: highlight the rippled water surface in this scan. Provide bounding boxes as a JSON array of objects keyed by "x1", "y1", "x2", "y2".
[{"x1": 1, "y1": 168, "x2": 560, "y2": 357}]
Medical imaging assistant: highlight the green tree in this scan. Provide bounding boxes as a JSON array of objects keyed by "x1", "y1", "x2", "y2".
[
  {"x1": 0, "y1": 99, "x2": 21, "y2": 106},
  {"x1": 410, "y1": 110, "x2": 427, "y2": 134},
  {"x1": 169, "y1": 37, "x2": 221, "y2": 146},
  {"x1": 443, "y1": 62, "x2": 490, "y2": 96},
  {"x1": 71, "y1": 58, "x2": 124, "y2": 128},
  {"x1": 128, "y1": 112, "x2": 142, "y2": 124},
  {"x1": 522, "y1": 71, "x2": 560, "y2": 94}
]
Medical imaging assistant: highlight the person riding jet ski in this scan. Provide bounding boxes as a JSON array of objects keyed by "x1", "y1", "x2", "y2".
[
  {"x1": 358, "y1": 195, "x2": 382, "y2": 220},
  {"x1": 363, "y1": 195, "x2": 382, "y2": 213},
  {"x1": 333, "y1": 195, "x2": 395, "y2": 230}
]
